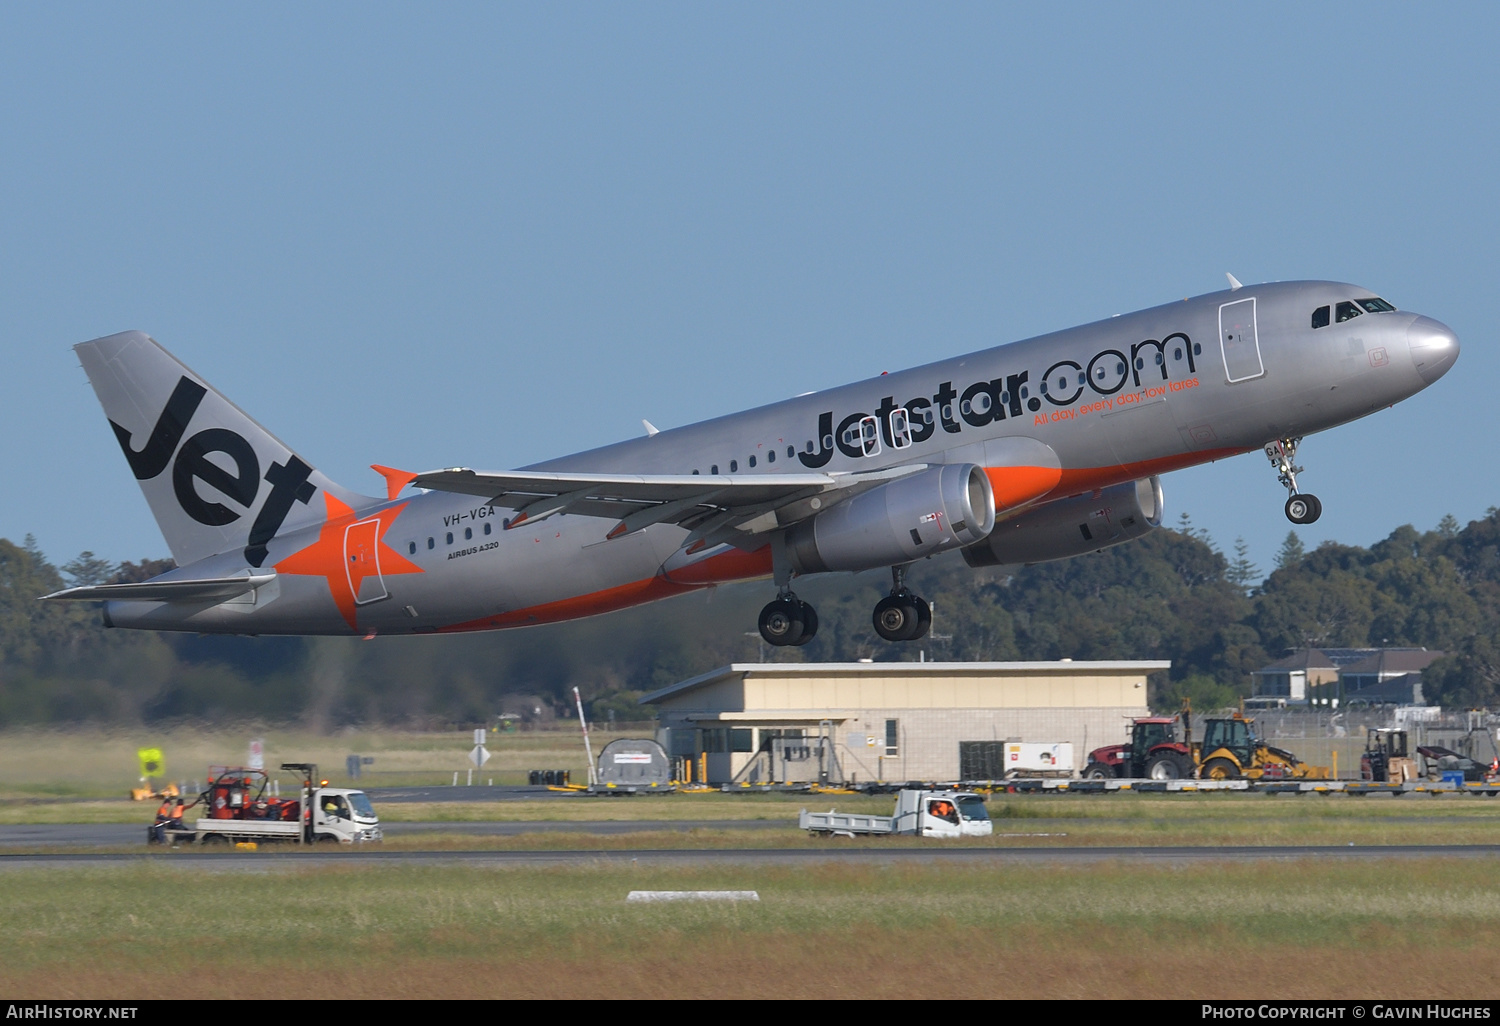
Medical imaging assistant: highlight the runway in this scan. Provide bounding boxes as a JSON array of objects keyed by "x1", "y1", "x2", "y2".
[
  {"x1": 362, "y1": 785, "x2": 587, "y2": 803},
  {"x1": 0, "y1": 819, "x2": 787, "y2": 848},
  {"x1": 1, "y1": 844, "x2": 1497, "y2": 869}
]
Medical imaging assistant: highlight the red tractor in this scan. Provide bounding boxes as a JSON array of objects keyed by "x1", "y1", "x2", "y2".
[{"x1": 1082, "y1": 717, "x2": 1194, "y2": 780}]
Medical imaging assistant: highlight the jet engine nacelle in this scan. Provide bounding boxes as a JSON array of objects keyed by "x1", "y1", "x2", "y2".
[
  {"x1": 785, "y1": 463, "x2": 996, "y2": 574},
  {"x1": 962, "y1": 476, "x2": 1163, "y2": 568}
]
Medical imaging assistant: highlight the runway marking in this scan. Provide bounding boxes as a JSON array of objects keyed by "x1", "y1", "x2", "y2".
[{"x1": 1, "y1": 845, "x2": 1497, "y2": 870}]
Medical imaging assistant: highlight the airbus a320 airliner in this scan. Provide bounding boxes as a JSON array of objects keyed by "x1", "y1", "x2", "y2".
[{"x1": 46, "y1": 277, "x2": 1458, "y2": 647}]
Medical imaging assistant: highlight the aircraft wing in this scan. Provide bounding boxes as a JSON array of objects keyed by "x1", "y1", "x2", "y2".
[
  {"x1": 411, "y1": 466, "x2": 925, "y2": 543},
  {"x1": 41, "y1": 575, "x2": 275, "y2": 604}
]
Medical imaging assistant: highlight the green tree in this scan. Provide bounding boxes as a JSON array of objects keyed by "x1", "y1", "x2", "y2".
[
  {"x1": 1423, "y1": 636, "x2": 1500, "y2": 709},
  {"x1": 1153, "y1": 672, "x2": 1239, "y2": 714},
  {"x1": 1226, "y1": 537, "x2": 1260, "y2": 594},
  {"x1": 1274, "y1": 531, "x2": 1305, "y2": 570},
  {"x1": 60, "y1": 551, "x2": 116, "y2": 588}
]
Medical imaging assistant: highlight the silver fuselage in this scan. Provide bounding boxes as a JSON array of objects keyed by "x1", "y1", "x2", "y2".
[{"x1": 102, "y1": 280, "x2": 1457, "y2": 635}]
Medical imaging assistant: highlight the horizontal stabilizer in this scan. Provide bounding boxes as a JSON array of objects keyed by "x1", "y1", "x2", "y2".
[{"x1": 41, "y1": 574, "x2": 276, "y2": 604}]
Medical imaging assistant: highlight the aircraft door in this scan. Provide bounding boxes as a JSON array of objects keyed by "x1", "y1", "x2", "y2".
[
  {"x1": 344, "y1": 518, "x2": 389, "y2": 605},
  {"x1": 1219, "y1": 298, "x2": 1264, "y2": 382}
]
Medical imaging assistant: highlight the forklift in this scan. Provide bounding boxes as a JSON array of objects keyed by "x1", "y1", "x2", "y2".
[{"x1": 1360, "y1": 728, "x2": 1416, "y2": 783}]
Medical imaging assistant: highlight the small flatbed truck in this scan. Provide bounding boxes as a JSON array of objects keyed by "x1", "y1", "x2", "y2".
[
  {"x1": 162, "y1": 762, "x2": 381, "y2": 845},
  {"x1": 799, "y1": 789, "x2": 993, "y2": 838}
]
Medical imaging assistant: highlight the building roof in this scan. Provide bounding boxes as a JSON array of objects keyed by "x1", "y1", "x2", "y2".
[
  {"x1": 1341, "y1": 649, "x2": 1443, "y2": 677},
  {"x1": 1319, "y1": 647, "x2": 1394, "y2": 667},
  {"x1": 1343, "y1": 672, "x2": 1426, "y2": 705},
  {"x1": 1253, "y1": 648, "x2": 1340, "y2": 674},
  {"x1": 641, "y1": 660, "x2": 1170, "y2": 706}
]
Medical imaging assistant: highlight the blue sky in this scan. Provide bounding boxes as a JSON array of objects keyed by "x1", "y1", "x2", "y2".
[{"x1": 2, "y1": 3, "x2": 1494, "y2": 580}]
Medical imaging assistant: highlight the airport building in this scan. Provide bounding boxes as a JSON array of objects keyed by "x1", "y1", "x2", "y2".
[{"x1": 641, "y1": 660, "x2": 1165, "y2": 785}]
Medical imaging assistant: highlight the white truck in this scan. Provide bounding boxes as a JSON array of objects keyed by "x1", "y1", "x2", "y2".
[
  {"x1": 799, "y1": 789, "x2": 993, "y2": 839},
  {"x1": 170, "y1": 762, "x2": 382, "y2": 845}
]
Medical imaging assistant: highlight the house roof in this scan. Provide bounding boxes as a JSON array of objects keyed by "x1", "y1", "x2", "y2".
[
  {"x1": 1343, "y1": 672, "x2": 1426, "y2": 705},
  {"x1": 1341, "y1": 649, "x2": 1443, "y2": 677},
  {"x1": 1318, "y1": 648, "x2": 1390, "y2": 668},
  {"x1": 1253, "y1": 648, "x2": 1339, "y2": 674}
]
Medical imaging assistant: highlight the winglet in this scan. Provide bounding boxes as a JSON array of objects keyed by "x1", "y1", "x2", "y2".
[
  {"x1": 1226, "y1": 273, "x2": 1243, "y2": 291},
  {"x1": 371, "y1": 464, "x2": 419, "y2": 501},
  {"x1": 642, "y1": 419, "x2": 660, "y2": 437}
]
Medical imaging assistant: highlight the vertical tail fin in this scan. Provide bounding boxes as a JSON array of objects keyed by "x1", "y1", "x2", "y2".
[{"x1": 75, "y1": 331, "x2": 377, "y2": 568}]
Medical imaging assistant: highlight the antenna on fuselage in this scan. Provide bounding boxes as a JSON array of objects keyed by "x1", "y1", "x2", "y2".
[
  {"x1": 642, "y1": 419, "x2": 660, "y2": 437},
  {"x1": 1226, "y1": 273, "x2": 1243, "y2": 291}
]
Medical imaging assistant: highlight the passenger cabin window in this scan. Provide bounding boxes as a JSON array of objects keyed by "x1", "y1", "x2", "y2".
[
  {"x1": 408, "y1": 542, "x2": 417, "y2": 555},
  {"x1": 889, "y1": 407, "x2": 913, "y2": 449},
  {"x1": 729, "y1": 459, "x2": 738, "y2": 472},
  {"x1": 1312, "y1": 306, "x2": 1331, "y2": 329},
  {"x1": 766, "y1": 449, "x2": 774, "y2": 463},
  {"x1": 1335, "y1": 301, "x2": 1362, "y2": 323},
  {"x1": 859, "y1": 415, "x2": 881, "y2": 457},
  {"x1": 748, "y1": 454, "x2": 756, "y2": 468}
]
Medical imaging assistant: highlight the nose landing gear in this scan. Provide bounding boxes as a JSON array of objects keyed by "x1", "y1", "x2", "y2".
[
  {"x1": 872, "y1": 565, "x2": 931, "y2": 642},
  {"x1": 758, "y1": 591, "x2": 818, "y2": 647},
  {"x1": 1266, "y1": 437, "x2": 1322, "y2": 525}
]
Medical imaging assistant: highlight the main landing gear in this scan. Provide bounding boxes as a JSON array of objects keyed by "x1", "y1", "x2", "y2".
[
  {"x1": 872, "y1": 565, "x2": 931, "y2": 643},
  {"x1": 1266, "y1": 437, "x2": 1322, "y2": 525},
  {"x1": 758, "y1": 591, "x2": 818, "y2": 647},
  {"x1": 756, "y1": 565, "x2": 933, "y2": 647}
]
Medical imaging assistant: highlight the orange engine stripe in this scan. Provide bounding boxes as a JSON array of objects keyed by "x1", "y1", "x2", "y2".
[
  {"x1": 985, "y1": 465, "x2": 1064, "y2": 510},
  {"x1": 1045, "y1": 447, "x2": 1248, "y2": 500},
  {"x1": 662, "y1": 544, "x2": 773, "y2": 586}
]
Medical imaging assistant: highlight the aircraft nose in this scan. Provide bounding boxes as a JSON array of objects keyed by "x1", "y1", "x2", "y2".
[{"x1": 1408, "y1": 315, "x2": 1460, "y2": 384}]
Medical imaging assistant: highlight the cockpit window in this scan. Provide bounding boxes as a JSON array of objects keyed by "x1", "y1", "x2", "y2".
[
  {"x1": 1356, "y1": 297, "x2": 1396, "y2": 313},
  {"x1": 1335, "y1": 301, "x2": 1362, "y2": 323},
  {"x1": 1311, "y1": 306, "x2": 1330, "y2": 329}
]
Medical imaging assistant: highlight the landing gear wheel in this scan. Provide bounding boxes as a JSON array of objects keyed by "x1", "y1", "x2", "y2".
[
  {"x1": 909, "y1": 596, "x2": 931, "y2": 641},
  {"x1": 792, "y1": 602, "x2": 819, "y2": 646},
  {"x1": 758, "y1": 597, "x2": 806, "y2": 647},
  {"x1": 1200, "y1": 757, "x2": 1241, "y2": 781},
  {"x1": 1285, "y1": 493, "x2": 1322, "y2": 525},
  {"x1": 1146, "y1": 752, "x2": 1188, "y2": 781},
  {"x1": 1267, "y1": 438, "x2": 1323, "y2": 525},
  {"x1": 873, "y1": 593, "x2": 924, "y2": 641}
]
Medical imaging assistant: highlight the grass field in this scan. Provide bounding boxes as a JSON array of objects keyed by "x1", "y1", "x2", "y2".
[
  {"x1": 4, "y1": 727, "x2": 1499, "y2": 999},
  {"x1": 0, "y1": 725, "x2": 621, "y2": 798},
  {"x1": 5, "y1": 782, "x2": 1500, "y2": 850},
  {"x1": 1, "y1": 859, "x2": 1497, "y2": 999}
]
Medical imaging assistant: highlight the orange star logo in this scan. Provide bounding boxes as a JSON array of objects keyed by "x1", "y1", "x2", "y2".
[{"x1": 275, "y1": 493, "x2": 423, "y2": 630}]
